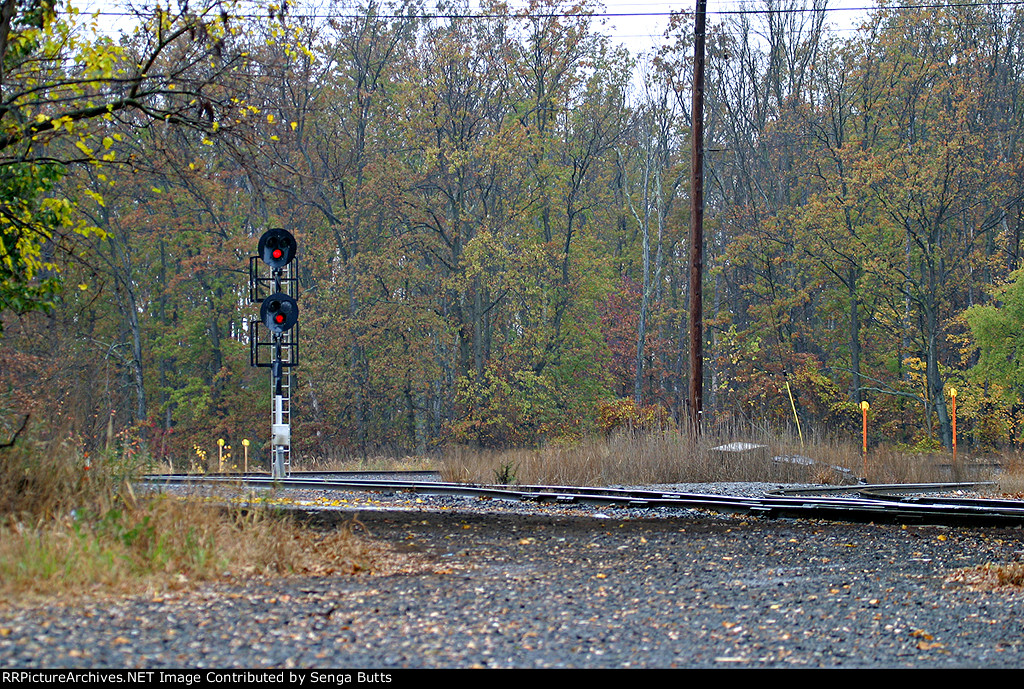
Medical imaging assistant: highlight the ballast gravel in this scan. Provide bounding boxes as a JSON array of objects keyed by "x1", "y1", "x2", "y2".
[{"x1": 2, "y1": 482, "x2": 1024, "y2": 668}]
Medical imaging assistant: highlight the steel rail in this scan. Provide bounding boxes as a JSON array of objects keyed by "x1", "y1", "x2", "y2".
[
  {"x1": 144, "y1": 470, "x2": 442, "y2": 480},
  {"x1": 770, "y1": 482, "x2": 996, "y2": 497},
  {"x1": 865, "y1": 493, "x2": 1024, "y2": 509},
  {"x1": 290, "y1": 470, "x2": 441, "y2": 480},
  {"x1": 144, "y1": 474, "x2": 760, "y2": 504},
  {"x1": 142, "y1": 475, "x2": 760, "y2": 512},
  {"x1": 140, "y1": 475, "x2": 1024, "y2": 527}
]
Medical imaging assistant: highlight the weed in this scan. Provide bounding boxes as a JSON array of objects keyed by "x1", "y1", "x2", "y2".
[
  {"x1": 493, "y1": 461, "x2": 518, "y2": 485},
  {"x1": 0, "y1": 420, "x2": 383, "y2": 600}
]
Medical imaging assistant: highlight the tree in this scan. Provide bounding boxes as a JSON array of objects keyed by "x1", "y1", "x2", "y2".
[
  {"x1": 965, "y1": 267, "x2": 1024, "y2": 402},
  {"x1": 0, "y1": 0, "x2": 255, "y2": 330}
]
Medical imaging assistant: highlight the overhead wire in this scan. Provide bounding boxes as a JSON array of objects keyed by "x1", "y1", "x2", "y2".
[
  {"x1": 75, "y1": 0, "x2": 1024, "y2": 19},
  {"x1": 68, "y1": 1, "x2": 1024, "y2": 48}
]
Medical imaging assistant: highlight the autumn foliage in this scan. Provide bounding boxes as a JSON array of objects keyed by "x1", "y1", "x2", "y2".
[{"x1": 6, "y1": 0, "x2": 1024, "y2": 466}]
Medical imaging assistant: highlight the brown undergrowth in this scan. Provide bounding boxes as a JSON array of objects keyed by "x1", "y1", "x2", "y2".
[
  {"x1": 439, "y1": 426, "x2": 1023, "y2": 491},
  {"x1": 994, "y1": 450, "x2": 1024, "y2": 497},
  {"x1": 946, "y1": 562, "x2": 1024, "y2": 592},
  {"x1": 0, "y1": 426, "x2": 384, "y2": 601},
  {"x1": 440, "y1": 427, "x2": 862, "y2": 486}
]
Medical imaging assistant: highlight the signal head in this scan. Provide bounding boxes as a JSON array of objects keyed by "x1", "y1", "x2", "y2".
[
  {"x1": 260, "y1": 292, "x2": 299, "y2": 334},
  {"x1": 257, "y1": 228, "x2": 297, "y2": 269}
]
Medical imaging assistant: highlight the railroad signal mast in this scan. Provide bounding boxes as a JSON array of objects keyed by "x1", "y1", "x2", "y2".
[{"x1": 249, "y1": 228, "x2": 299, "y2": 478}]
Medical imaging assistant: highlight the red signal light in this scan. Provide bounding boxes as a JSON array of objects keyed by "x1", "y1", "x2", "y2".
[
  {"x1": 260, "y1": 292, "x2": 298, "y2": 334},
  {"x1": 258, "y1": 228, "x2": 296, "y2": 269}
]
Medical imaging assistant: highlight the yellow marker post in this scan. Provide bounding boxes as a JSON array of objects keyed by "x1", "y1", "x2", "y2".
[
  {"x1": 785, "y1": 381, "x2": 804, "y2": 448},
  {"x1": 948, "y1": 387, "x2": 957, "y2": 465},
  {"x1": 242, "y1": 439, "x2": 250, "y2": 474},
  {"x1": 860, "y1": 400, "x2": 870, "y2": 480},
  {"x1": 217, "y1": 438, "x2": 225, "y2": 473}
]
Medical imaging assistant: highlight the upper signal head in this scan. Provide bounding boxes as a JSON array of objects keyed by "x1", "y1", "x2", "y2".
[{"x1": 258, "y1": 228, "x2": 297, "y2": 269}]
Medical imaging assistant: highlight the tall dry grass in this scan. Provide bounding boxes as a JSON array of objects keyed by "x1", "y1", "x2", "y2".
[
  {"x1": 441, "y1": 425, "x2": 861, "y2": 486},
  {"x1": 0, "y1": 425, "x2": 375, "y2": 600},
  {"x1": 994, "y1": 450, "x2": 1024, "y2": 497},
  {"x1": 440, "y1": 423, "x2": 1016, "y2": 489}
]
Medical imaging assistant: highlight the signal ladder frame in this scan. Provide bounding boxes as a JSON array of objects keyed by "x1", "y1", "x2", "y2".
[{"x1": 249, "y1": 255, "x2": 300, "y2": 478}]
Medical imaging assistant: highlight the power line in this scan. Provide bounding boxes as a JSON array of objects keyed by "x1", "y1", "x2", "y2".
[{"x1": 78, "y1": 0, "x2": 1024, "y2": 20}]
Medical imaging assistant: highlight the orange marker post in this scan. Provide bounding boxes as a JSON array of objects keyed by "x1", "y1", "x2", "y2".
[
  {"x1": 242, "y1": 438, "x2": 250, "y2": 474},
  {"x1": 860, "y1": 400, "x2": 869, "y2": 479},
  {"x1": 218, "y1": 438, "x2": 225, "y2": 473}
]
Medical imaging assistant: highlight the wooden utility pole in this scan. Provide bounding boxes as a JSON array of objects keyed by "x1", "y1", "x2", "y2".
[{"x1": 688, "y1": 0, "x2": 706, "y2": 431}]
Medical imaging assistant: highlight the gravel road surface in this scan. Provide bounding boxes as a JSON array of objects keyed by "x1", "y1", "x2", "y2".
[{"x1": 2, "y1": 492, "x2": 1024, "y2": 668}]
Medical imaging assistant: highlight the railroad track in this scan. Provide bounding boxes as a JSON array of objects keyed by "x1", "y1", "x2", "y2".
[
  {"x1": 141, "y1": 473, "x2": 1024, "y2": 527},
  {"x1": 151, "y1": 469, "x2": 444, "y2": 481}
]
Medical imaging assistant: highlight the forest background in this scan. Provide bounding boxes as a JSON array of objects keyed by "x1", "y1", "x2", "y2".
[{"x1": 4, "y1": 0, "x2": 1024, "y2": 469}]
